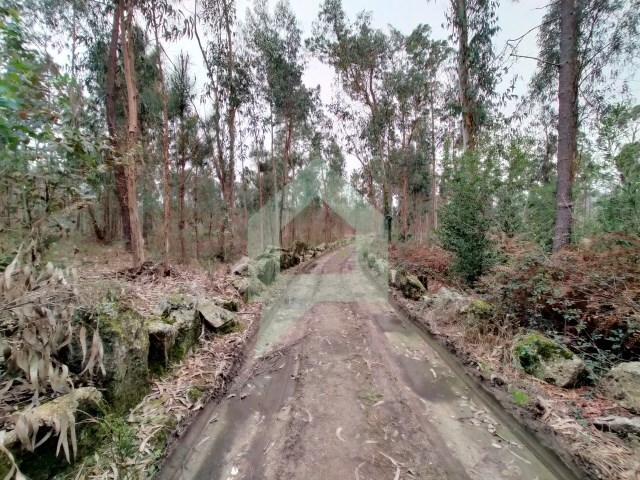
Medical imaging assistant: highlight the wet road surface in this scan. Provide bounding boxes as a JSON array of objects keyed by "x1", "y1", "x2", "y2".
[{"x1": 157, "y1": 245, "x2": 579, "y2": 480}]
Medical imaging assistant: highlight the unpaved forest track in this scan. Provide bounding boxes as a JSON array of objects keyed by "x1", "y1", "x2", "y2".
[{"x1": 157, "y1": 246, "x2": 579, "y2": 480}]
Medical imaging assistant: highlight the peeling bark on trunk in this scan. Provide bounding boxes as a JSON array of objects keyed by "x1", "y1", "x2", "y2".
[
  {"x1": 429, "y1": 92, "x2": 438, "y2": 231},
  {"x1": 87, "y1": 204, "x2": 105, "y2": 242},
  {"x1": 553, "y1": 0, "x2": 578, "y2": 252},
  {"x1": 106, "y1": 0, "x2": 131, "y2": 249},
  {"x1": 151, "y1": 3, "x2": 171, "y2": 274},
  {"x1": 455, "y1": 0, "x2": 474, "y2": 152},
  {"x1": 120, "y1": 0, "x2": 144, "y2": 267}
]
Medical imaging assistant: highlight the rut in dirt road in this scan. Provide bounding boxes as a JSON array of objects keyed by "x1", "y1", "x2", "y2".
[{"x1": 158, "y1": 245, "x2": 579, "y2": 480}]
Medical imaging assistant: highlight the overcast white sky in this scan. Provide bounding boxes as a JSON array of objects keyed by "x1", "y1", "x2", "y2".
[
  {"x1": 161, "y1": 0, "x2": 561, "y2": 171},
  {"x1": 170, "y1": 0, "x2": 550, "y2": 110},
  {"x1": 59, "y1": 0, "x2": 632, "y2": 174}
]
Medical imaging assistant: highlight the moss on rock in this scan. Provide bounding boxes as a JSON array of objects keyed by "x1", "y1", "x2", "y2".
[
  {"x1": 397, "y1": 271, "x2": 427, "y2": 300},
  {"x1": 513, "y1": 332, "x2": 589, "y2": 388}
]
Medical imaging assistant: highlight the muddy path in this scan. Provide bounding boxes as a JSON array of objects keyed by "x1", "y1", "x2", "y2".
[{"x1": 157, "y1": 245, "x2": 581, "y2": 480}]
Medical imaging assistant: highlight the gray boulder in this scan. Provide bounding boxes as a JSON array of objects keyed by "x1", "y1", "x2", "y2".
[
  {"x1": 601, "y1": 362, "x2": 640, "y2": 411},
  {"x1": 513, "y1": 332, "x2": 586, "y2": 388},
  {"x1": 87, "y1": 302, "x2": 150, "y2": 410},
  {"x1": 539, "y1": 356, "x2": 588, "y2": 388},
  {"x1": 231, "y1": 256, "x2": 255, "y2": 276},
  {"x1": 256, "y1": 255, "x2": 279, "y2": 284},
  {"x1": 375, "y1": 258, "x2": 388, "y2": 277},
  {"x1": 397, "y1": 271, "x2": 427, "y2": 300},
  {"x1": 232, "y1": 276, "x2": 265, "y2": 302},
  {"x1": 432, "y1": 287, "x2": 467, "y2": 310},
  {"x1": 212, "y1": 296, "x2": 239, "y2": 312},
  {"x1": 158, "y1": 294, "x2": 196, "y2": 317},
  {"x1": 148, "y1": 308, "x2": 199, "y2": 369},
  {"x1": 197, "y1": 300, "x2": 236, "y2": 331}
]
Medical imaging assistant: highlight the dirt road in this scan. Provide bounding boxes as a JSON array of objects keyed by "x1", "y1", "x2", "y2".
[{"x1": 158, "y1": 246, "x2": 578, "y2": 480}]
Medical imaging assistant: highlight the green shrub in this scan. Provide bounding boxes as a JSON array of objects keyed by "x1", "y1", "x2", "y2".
[{"x1": 438, "y1": 152, "x2": 494, "y2": 284}]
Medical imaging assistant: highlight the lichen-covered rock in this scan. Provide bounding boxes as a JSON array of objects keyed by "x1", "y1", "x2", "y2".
[
  {"x1": 601, "y1": 362, "x2": 640, "y2": 411},
  {"x1": 196, "y1": 300, "x2": 236, "y2": 331},
  {"x1": 3, "y1": 387, "x2": 102, "y2": 453},
  {"x1": 231, "y1": 256, "x2": 255, "y2": 276},
  {"x1": 513, "y1": 332, "x2": 586, "y2": 388},
  {"x1": 158, "y1": 294, "x2": 196, "y2": 317},
  {"x1": 375, "y1": 258, "x2": 388, "y2": 277},
  {"x1": 466, "y1": 299, "x2": 493, "y2": 319},
  {"x1": 540, "y1": 356, "x2": 587, "y2": 388},
  {"x1": 148, "y1": 308, "x2": 199, "y2": 370},
  {"x1": 397, "y1": 271, "x2": 427, "y2": 300},
  {"x1": 80, "y1": 302, "x2": 150, "y2": 411},
  {"x1": 432, "y1": 287, "x2": 468, "y2": 311},
  {"x1": 389, "y1": 269, "x2": 397, "y2": 286},
  {"x1": 256, "y1": 255, "x2": 279, "y2": 284},
  {"x1": 232, "y1": 276, "x2": 265, "y2": 302},
  {"x1": 213, "y1": 296, "x2": 239, "y2": 312}
]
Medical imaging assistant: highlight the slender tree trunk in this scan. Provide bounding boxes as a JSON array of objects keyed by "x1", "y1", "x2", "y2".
[
  {"x1": 88, "y1": 204, "x2": 105, "y2": 241},
  {"x1": 278, "y1": 116, "x2": 293, "y2": 245},
  {"x1": 258, "y1": 169, "x2": 264, "y2": 252},
  {"x1": 402, "y1": 171, "x2": 409, "y2": 240},
  {"x1": 454, "y1": 0, "x2": 474, "y2": 151},
  {"x1": 106, "y1": 0, "x2": 132, "y2": 248},
  {"x1": 553, "y1": 0, "x2": 578, "y2": 252},
  {"x1": 194, "y1": 165, "x2": 200, "y2": 260},
  {"x1": 178, "y1": 155, "x2": 186, "y2": 263},
  {"x1": 120, "y1": 0, "x2": 144, "y2": 267},
  {"x1": 429, "y1": 92, "x2": 438, "y2": 231},
  {"x1": 223, "y1": 1, "x2": 236, "y2": 225},
  {"x1": 151, "y1": 5, "x2": 171, "y2": 274}
]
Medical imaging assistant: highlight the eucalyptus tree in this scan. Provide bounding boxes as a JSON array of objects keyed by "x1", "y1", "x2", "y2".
[
  {"x1": 142, "y1": 0, "x2": 184, "y2": 273},
  {"x1": 309, "y1": 0, "x2": 395, "y2": 240},
  {"x1": 529, "y1": 0, "x2": 640, "y2": 250},
  {"x1": 384, "y1": 25, "x2": 451, "y2": 237},
  {"x1": 169, "y1": 53, "x2": 196, "y2": 262},
  {"x1": 193, "y1": 0, "x2": 251, "y2": 257},
  {"x1": 596, "y1": 103, "x2": 640, "y2": 234},
  {"x1": 0, "y1": 3, "x2": 100, "y2": 249},
  {"x1": 444, "y1": 0, "x2": 500, "y2": 152},
  {"x1": 246, "y1": 0, "x2": 314, "y2": 244}
]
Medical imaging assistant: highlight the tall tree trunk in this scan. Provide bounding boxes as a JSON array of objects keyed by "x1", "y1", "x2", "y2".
[
  {"x1": 87, "y1": 204, "x2": 105, "y2": 241},
  {"x1": 429, "y1": 92, "x2": 438, "y2": 231},
  {"x1": 120, "y1": 0, "x2": 144, "y2": 267},
  {"x1": 223, "y1": 0, "x2": 236, "y2": 224},
  {"x1": 151, "y1": 4, "x2": 171, "y2": 274},
  {"x1": 193, "y1": 165, "x2": 200, "y2": 260},
  {"x1": 454, "y1": 0, "x2": 474, "y2": 151},
  {"x1": 178, "y1": 152, "x2": 187, "y2": 263},
  {"x1": 106, "y1": 0, "x2": 131, "y2": 249},
  {"x1": 279, "y1": 116, "x2": 293, "y2": 245},
  {"x1": 553, "y1": 0, "x2": 578, "y2": 252}
]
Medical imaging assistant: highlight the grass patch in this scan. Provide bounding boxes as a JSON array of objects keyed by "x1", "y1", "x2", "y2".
[
  {"x1": 509, "y1": 387, "x2": 531, "y2": 406},
  {"x1": 361, "y1": 387, "x2": 381, "y2": 405}
]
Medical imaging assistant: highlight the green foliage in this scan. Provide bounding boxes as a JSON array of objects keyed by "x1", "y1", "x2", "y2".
[
  {"x1": 438, "y1": 152, "x2": 494, "y2": 284},
  {"x1": 0, "y1": 4, "x2": 103, "y2": 240},
  {"x1": 513, "y1": 332, "x2": 573, "y2": 376},
  {"x1": 95, "y1": 415, "x2": 138, "y2": 465},
  {"x1": 596, "y1": 103, "x2": 640, "y2": 235},
  {"x1": 509, "y1": 387, "x2": 531, "y2": 407}
]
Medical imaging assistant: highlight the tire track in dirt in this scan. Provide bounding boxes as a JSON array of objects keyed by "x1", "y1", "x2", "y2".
[{"x1": 157, "y1": 244, "x2": 577, "y2": 480}]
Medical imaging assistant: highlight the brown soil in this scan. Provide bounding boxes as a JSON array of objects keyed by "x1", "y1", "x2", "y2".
[{"x1": 157, "y1": 245, "x2": 580, "y2": 480}]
